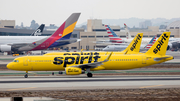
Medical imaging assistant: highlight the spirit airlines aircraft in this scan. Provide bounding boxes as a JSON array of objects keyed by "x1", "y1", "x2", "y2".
[
  {"x1": 102, "y1": 35, "x2": 157, "y2": 51},
  {"x1": 7, "y1": 32, "x2": 173, "y2": 78},
  {"x1": 0, "y1": 13, "x2": 81, "y2": 54}
]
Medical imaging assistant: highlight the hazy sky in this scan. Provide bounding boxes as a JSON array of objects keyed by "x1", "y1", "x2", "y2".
[{"x1": 1, "y1": 0, "x2": 180, "y2": 26}]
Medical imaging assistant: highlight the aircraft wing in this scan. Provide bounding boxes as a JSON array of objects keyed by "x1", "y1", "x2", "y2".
[
  {"x1": 55, "y1": 39, "x2": 81, "y2": 43},
  {"x1": 69, "y1": 52, "x2": 113, "y2": 69},
  {"x1": 7, "y1": 43, "x2": 33, "y2": 48}
]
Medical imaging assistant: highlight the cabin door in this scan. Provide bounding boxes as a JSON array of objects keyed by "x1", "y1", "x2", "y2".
[
  {"x1": 23, "y1": 57, "x2": 28, "y2": 66},
  {"x1": 142, "y1": 56, "x2": 146, "y2": 64}
]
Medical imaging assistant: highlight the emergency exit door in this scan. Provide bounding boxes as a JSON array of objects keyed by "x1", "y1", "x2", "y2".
[
  {"x1": 142, "y1": 56, "x2": 146, "y2": 64},
  {"x1": 23, "y1": 57, "x2": 28, "y2": 66}
]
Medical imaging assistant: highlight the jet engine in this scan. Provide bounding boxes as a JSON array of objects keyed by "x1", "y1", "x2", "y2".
[
  {"x1": 0, "y1": 45, "x2": 11, "y2": 52},
  {"x1": 167, "y1": 44, "x2": 172, "y2": 50},
  {"x1": 65, "y1": 67, "x2": 82, "y2": 75}
]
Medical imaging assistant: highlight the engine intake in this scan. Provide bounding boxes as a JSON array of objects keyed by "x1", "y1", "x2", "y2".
[{"x1": 0, "y1": 45, "x2": 11, "y2": 52}]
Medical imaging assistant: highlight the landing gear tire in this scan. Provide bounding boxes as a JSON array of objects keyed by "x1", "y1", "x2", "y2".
[
  {"x1": 52, "y1": 72, "x2": 54, "y2": 75},
  {"x1": 24, "y1": 74, "x2": 28, "y2": 78},
  {"x1": 59, "y1": 71, "x2": 63, "y2": 74},
  {"x1": 87, "y1": 72, "x2": 93, "y2": 77}
]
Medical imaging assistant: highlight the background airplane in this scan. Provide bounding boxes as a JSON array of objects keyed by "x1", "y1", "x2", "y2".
[
  {"x1": 0, "y1": 13, "x2": 81, "y2": 54},
  {"x1": 124, "y1": 23, "x2": 180, "y2": 50},
  {"x1": 103, "y1": 35, "x2": 157, "y2": 51}
]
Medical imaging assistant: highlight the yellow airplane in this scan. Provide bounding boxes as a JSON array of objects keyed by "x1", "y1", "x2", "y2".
[
  {"x1": 7, "y1": 32, "x2": 173, "y2": 78},
  {"x1": 44, "y1": 33, "x2": 144, "y2": 56}
]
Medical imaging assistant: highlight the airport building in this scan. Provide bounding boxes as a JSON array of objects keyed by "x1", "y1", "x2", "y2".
[
  {"x1": 0, "y1": 19, "x2": 180, "y2": 51},
  {"x1": 0, "y1": 20, "x2": 15, "y2": 28}
]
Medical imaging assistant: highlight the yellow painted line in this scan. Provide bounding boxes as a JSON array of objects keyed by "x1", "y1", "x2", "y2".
[
  {"x1": 7, "y1": 87, "x2": 37, "y2": 91},
  {"x1": 140, "y1": 85, "x2": 163, "y2": 88}
]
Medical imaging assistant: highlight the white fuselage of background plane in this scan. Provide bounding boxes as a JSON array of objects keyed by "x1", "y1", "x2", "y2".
[{"x1": 0, "y1": 36, "x2": 47, "y2": 45}]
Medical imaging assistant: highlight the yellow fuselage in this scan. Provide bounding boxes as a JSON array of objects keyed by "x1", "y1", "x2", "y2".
[{"x1": 7, "y1": 54, "x2": 173, "y2": 71}]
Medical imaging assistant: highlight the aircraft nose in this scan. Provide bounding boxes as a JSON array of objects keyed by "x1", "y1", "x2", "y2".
[{"x1": 6, "y1": 62, "x2": 14, "y2": 70}]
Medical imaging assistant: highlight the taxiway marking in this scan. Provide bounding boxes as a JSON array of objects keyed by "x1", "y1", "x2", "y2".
[
  {"x1": 139, "y1": 85, "x2": 163, "y2": 88},
  {"x1": 7, "y1": 87, "x2": 37, "y2": 91}
]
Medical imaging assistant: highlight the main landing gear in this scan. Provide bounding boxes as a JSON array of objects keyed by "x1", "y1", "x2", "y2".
[
  {"x1": 87, "y1": 72, "x2": 93, "y2": 77},
  {"x1": 24, "y1": 71, "x2": 28, "y2": 78},
  {"x1": 86, "y1": 68, "x2": 93, "y2": 77}
]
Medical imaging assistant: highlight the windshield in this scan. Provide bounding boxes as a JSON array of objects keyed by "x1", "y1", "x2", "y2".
[{"x1": 13, "y1": 60, "x2": 19, "y2": 62}]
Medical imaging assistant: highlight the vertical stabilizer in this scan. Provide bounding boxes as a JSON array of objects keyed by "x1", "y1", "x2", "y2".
[
  {"x1": 31, "y1": 24, "x2": 45, "y2": 36},
  {"x1": 144, "y1": 35, "x2": 157, "y2": 49},
  {"x1": 104, "y1": 25, "x2": 122, "y2": 42},
  {"x1": 31, "y1": 13, "x2": 80, "y2": 50},
  {"x1": 122, "y1": 33, "x2": 143, "y2": 54},
  {"x1": 145, "y1": 32, "x2": 171, "y2": 56},
  {"x1": 124, "y1": 23, "x2": 132, "y2": 39}
]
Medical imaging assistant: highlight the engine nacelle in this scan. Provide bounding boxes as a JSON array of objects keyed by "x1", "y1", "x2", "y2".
[
  {"x1": 167, "y1": 44, "x2": 172, "y2": 50},
  {"x1": 0, "y1": 45, "x2": 11, "y2": 52},
  {"x1": 65, "y1": 67, "x2": 82, "y2": 75}
]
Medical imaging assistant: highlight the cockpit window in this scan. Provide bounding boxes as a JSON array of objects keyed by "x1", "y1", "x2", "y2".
[{"x1": 13, "y1": 60, "x2": 19, "y2": 62}]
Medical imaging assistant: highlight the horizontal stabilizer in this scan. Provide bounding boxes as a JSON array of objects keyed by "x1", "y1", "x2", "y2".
[{"x1": 154, "y1": 57, "x2": 172, "y2": 61}]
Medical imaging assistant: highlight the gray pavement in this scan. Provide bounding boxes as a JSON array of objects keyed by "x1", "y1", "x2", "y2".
[{"x1": 0, "y1": 75, "x2": 180, "y2": 91}]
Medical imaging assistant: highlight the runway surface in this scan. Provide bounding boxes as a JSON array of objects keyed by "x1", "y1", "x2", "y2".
[{"x1": 0, "y1": 75, "x2": 180, "y2": 91}]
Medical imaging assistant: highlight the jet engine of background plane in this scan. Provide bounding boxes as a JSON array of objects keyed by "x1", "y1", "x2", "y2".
[
  {"x1": 167, "y1": 42, "x2": 179, "y2": 50},
  {"x1": 0, "y1": 45, "x2": 11, "y2": 52}
]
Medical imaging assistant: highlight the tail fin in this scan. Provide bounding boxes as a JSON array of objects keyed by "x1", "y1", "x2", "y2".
[
  {"x1": 145, "y1": 32, "x2": 171, "y2": 56},
  {"x1": 104, "y1": 25, "x2": 123, "y2": 42},
  {"x1": 124, "y1": 23, "x2": 132, "y2": 39},
  {"x1": 122, "y1": 33, "x2": 143, "y2": 54},
  {"x1": 144, "y1": 35, "x2": 157, "y2": 49},
  {"x1": 31, "y1": 13, "x2": 80, "y2": 50},
  {"x1": 31, "y1": 24, "x2": 45, "y2": 36}
]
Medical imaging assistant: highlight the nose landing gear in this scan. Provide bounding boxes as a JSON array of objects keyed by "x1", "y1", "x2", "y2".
[{"x1": 24, "y1": 71, "x2": 28, "y2": 78}]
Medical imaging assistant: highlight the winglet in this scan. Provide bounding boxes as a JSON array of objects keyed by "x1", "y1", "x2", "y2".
[
  {"x1": 145, "y1": 32, "x2": 171, "y2": 56},
  {"x1": 103, "y1": 52, "x2": 113, "y2": 62},
  {"x1": 122, "y1": 33, "x2": 143, "y2": 54},
  {"x1": 81, "y1": 49, "x2": 83, "y2": 52}
]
